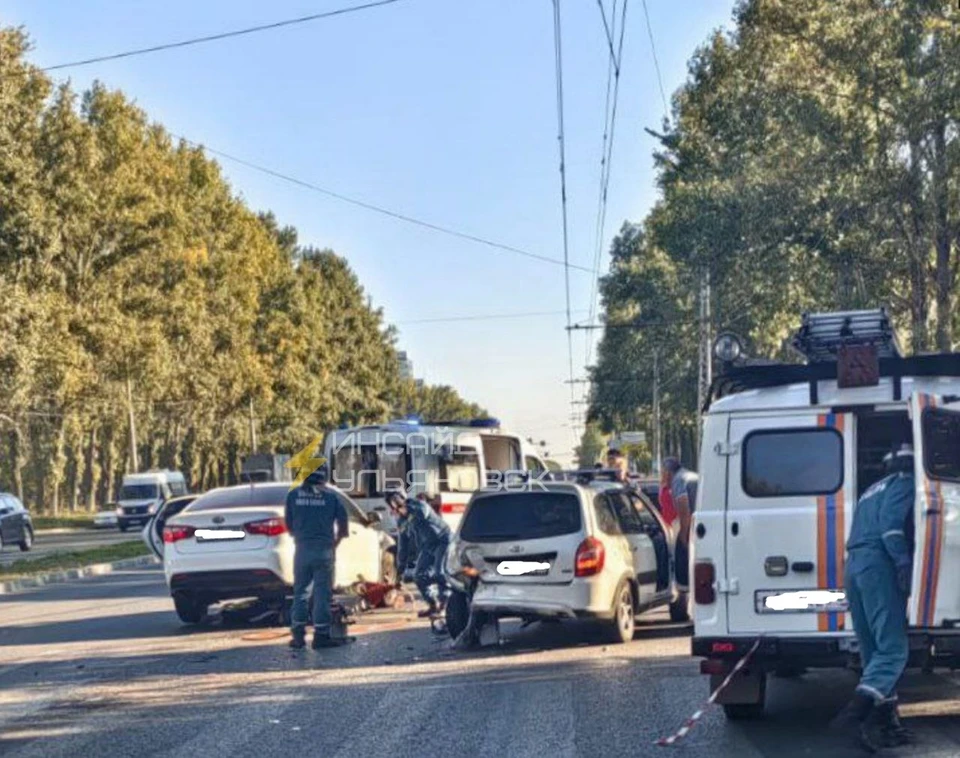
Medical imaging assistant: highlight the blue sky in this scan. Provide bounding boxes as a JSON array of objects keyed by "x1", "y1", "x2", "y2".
[{"x1": 2, "y1": 0, "x2": 735, "y2": 465}]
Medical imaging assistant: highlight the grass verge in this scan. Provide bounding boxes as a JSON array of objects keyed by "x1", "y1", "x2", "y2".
[
  {"x1": 0, "y1": 540, "x2": 150, "y2": 580},
  {"x1": 31, "y1": 514, "x2": 97, "y2": 530}
]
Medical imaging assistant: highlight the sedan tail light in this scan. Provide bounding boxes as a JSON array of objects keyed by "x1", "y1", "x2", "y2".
[
  {"x1": 694, "y1": 561, "x2": 716, "y2": 605},
  {"x1": 244, "y1": 517, "x2": 287, "y2": 537},
  {"x1": 575, "y1": 536, "x2": 605, "y2": 577},
  {"x1": 163, "y1": 525, "x2": 196, "y2": 543}
]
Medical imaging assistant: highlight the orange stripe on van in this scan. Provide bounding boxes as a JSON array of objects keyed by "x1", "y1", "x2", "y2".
[{"x1": 917, "y1": 394, "x2": 934, "y2": 625}]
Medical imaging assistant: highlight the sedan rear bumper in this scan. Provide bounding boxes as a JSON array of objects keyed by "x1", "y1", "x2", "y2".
[
  {"x1": 170, "y1": 569, "x2": 288, "y2": 601},
  {"x1": 470, "y1": 576, "x2": 617, "y2": 620}
]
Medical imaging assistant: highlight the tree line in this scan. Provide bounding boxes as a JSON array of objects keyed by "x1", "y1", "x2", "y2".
[
  {"x1": 587, "y1": 0, "x2": 960, "y2": 465},
  {"x1": 0, "y1": 28, "x2": 484, "y2": 513}
]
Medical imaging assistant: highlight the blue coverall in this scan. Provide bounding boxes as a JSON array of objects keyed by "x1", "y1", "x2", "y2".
[
  {"x1": 285, "y1": 483, "x2": 348, "y2": 637},
  {"x1": 396, "y1": 498, "x2": 451, "y2": 607},
  {"x1": 845, "y1": 471, "x2": 914, "y2": 702}
]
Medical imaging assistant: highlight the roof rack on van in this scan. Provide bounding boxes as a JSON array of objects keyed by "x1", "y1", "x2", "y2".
[
  {"x1": 792, "y1": 308, "x2": 901, "y2": 363},
  {"x1": 709, "y1": 352, "x2": 960, "y2": 407}
]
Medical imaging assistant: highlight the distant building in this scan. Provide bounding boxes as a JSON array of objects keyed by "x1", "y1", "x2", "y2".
[{"x1": 398, "y1": 351, "x2": 414, "y2": 381}]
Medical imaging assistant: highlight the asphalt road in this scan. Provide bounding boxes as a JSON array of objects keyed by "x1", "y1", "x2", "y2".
[
  {"x1": 0, "y1": 529, "x2": 138, "y2": 567},
  {"x1": 2, "y1": 568, "x2": 960, "y2": 757}
]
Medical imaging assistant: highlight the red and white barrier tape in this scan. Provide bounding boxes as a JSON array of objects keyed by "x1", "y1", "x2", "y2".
[{"x1": 655, "y1": 638, "x2": 762, "y2": 747}]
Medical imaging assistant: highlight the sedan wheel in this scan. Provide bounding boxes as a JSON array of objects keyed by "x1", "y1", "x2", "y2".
[{"x1": 18, "y1": 526, "x2": 33, "y2": 552}]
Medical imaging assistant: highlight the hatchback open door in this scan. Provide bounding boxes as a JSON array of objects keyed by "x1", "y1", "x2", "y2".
[{"x1": 909, "y1": 392, "x2": 960, "y2": 628}]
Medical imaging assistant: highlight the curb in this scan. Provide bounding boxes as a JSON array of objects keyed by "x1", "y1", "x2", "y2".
[{"x1": 0, "y1": 554, "x2": 160, "y2": 595}]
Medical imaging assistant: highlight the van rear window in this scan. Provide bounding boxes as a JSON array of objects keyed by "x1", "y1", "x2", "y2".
[
  {"x1": 459, "y1": 492, "x2": 581, "y2": 542},
  {"x1": 742, "y1": 428, "x2": 843, "y2": 497}
]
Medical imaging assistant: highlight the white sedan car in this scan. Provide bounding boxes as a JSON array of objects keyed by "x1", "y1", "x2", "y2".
[{"x1": 161, "y1": 483, "x2": 395, "y2": 623}]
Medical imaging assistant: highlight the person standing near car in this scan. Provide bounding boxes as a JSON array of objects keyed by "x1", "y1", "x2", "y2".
[
  {"x1": 386, "y1": 487, "x2": 451, "y2": 618},
  {"x1": 285, "y1": 467, "x2": 348, "y2": 650},
  {"x1": 606, "y1": 448, "x2": 630, "y2": 483},
  {"x1": 663, "y1": 457, "x2": 698, "y2": 593},
  {"x1": 833, "y1": 444, "x2": 915, "y2": 751}
]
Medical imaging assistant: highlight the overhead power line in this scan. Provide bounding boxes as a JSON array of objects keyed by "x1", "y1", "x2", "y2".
[
  {"x1": 42, "y1": 0, "x2": 407, "y2": 72},
  {"x1": 585, "y1": 0, "x2": 629, "y2": 371},
  {"x1": 399, "y1": 308, "x2": 588, "y2": 325},
  {"x1": 178, "y1": 138, "x2": 592, "y2": 273},
  {"x1": 550, "y1": 0, "x2": 579, "y2": 448},
  {"x1": 640, "y1": 0, "x2": 669, "y2": 119}
]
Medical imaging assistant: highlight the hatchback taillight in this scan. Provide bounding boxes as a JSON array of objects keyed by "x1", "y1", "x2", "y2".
[
  {"x1": 163, "y1": 525, "x2": 195, "y2": 543},
  {"x1": 244, "y1": 517, "x2": 287, "y2": 537},
  {"x1": 694, "y1": 561, "x2": 716, "y2": 605},
  {"x1": 575, "y1": 536, "x2": 605, "y2": 577}
]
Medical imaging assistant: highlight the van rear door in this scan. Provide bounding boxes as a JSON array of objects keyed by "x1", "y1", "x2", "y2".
[
  {"x1": 725, "y1": 413, "x2": 853, "y2": 634},
  {"x1": 909, "y1": 393, "x2": 960, "y2": 628}
]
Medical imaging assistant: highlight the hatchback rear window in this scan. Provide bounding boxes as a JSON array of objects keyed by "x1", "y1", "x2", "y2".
[
  {"x1": 459, "y1": 492, "x2": 581, "y2": 542},
  {"x1": 185, "y1": 485, "x2": 290, "y2": 512}
]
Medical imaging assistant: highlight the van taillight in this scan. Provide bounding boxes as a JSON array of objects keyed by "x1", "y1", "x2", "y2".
[
  {"x1": 163, "y1": 525, "x2": 195, "y2": 543},
  {"x1": 694, "y1": 561, "x2": 716, "y2": 605},
  {"x1": 244, "y1": 517, "x2": 287, "y2": 537},
  {"x1": 575, "y1": 536, "x2": 605, "y2": 577}
]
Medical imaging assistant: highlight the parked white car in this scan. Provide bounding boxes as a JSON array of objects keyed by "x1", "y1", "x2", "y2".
[
  {"x1": 446, "y1": 481, "x2": 683, "y2": 643},
  {"x1": 161, "y1": 483, "x2": 395, "y2": 624}
]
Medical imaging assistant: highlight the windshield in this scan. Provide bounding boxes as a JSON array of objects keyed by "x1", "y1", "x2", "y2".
[
  {"x1": 459, "y1": 491, "x2": 582, "y2": 543},
  {"x1": 120, "y1": 484, "x2": 159, "y2": 500}
]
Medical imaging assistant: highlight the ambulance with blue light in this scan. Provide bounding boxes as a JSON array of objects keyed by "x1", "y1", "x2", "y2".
[
  {"x1": 323, "y1": 417, "x2": 546, "y2": 532},
  {"x1": 693, "y1": 309, "x2": 960, "y2": 719}
]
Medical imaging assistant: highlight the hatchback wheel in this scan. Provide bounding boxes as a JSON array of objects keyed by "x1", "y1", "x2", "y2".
[
  {"x1": 18, "y1": 526, "x2": 33, "y2": 552},
  {"x1": 173, "y1": 593, "x2": 207, "y2": 624},
  {"x1": 605, "y1": 582, "x2": 636, "y2": 644}
]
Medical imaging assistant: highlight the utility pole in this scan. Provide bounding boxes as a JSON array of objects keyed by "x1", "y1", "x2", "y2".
[
  {"x1": 125, "y1": 376, "x2": 139, "y2": 473},
  {"x1": 653, "y1": 347, "x2": 661, "y2": 474},
  {"x1": 248, "y1": 398, "x2": 258, "y2": 453},
  {"x1": 697, "y1": 269, "x2": 712, "y2": 459}
]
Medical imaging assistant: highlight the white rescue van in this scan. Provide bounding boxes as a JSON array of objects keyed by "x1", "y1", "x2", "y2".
[
  {"x1": 693, "y1": 310, "x2": 960, "y2": 719},
  {"x1": 323, "y1": 417, "x2": 543, "y2": 532}
]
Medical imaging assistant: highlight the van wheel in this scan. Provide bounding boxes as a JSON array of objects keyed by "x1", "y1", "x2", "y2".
[
  {"x1": 173, "y1": 593, "x2": 206, "y2": 624},
  {"x1": 604, "y1": 582, "x2": 636, "y2": 644},
  {"x1": 722, "y1": 702, "x2": 765, "y2": 720},
  {"x1": 669, "y1": 591, "x2": 690, "y2": 622},
  {"x1": 721, "y1": 673, "x2": 766, "y2": 720}
]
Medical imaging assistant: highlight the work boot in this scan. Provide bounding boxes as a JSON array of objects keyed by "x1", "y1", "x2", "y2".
[
  {"x1": 830, "y1": 691, "x2": 881, "y2": 754},
  {"x1": 877, "y1": 700, "x2": 914, "y2": 747},
  {"x1": 289, "y1": 629, "x2": 306, "y2": 650},
  {"x1": 312, "y1": 633, "x2": 341, "y2": 650},
  {"x1": 417, "y1": 601, "x2": 439, "y2": 619}
]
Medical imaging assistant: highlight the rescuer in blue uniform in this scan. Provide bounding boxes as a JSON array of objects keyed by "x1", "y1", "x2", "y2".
[
  {"x1": 386, "y1": 487, "x2": 451, "y2": 618},
  {"x1": 285, "y1": 468, "x2": 348, "y2": 650},
  {"x1": 835, "y1": 445, "x2": 915, "y2": 751}
]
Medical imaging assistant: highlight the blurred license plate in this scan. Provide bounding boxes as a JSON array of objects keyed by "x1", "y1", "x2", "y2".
[
  {"x1": 195, "y1": 529, "x2": 245, "y2": 542},
  {"x1": 497, "y1": 560, "x2": 550, "y2": 577},
  {"x1": 755, "y1": 589, "x2": 847, "y2": 614}
]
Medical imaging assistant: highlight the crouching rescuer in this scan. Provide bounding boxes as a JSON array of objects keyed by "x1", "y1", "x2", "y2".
[
  {"x1": 285, "y1": 468, "x2": 349, "y2": 650},
  {"x1": 834, "y1": 444, "x2": 915, "y2": 751},
  {"x1": 386, "y1": 487, "x2": 451, "y2": 618}
]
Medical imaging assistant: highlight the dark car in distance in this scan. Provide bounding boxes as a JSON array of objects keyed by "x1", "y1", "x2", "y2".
[{"x1": 0, "y1": 492, "x2": 34, "y2": 552}]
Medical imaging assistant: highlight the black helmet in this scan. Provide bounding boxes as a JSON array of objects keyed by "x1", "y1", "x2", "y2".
[{"x1": 384, "y1": 486, "x2": 406, "y2": 508}]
